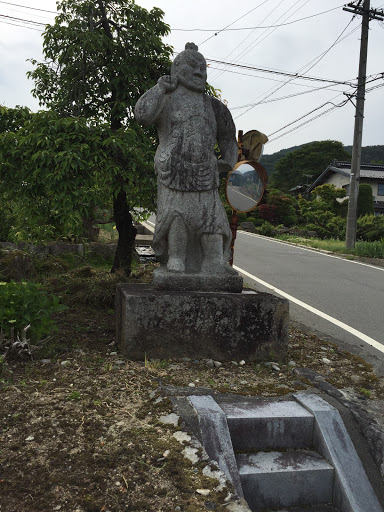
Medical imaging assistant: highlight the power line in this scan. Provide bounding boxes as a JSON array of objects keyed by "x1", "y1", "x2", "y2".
[
  {"x1": 174, "y1": 4, "x2": 345, "y2": 32},
  {"x1": 0, "y1": 13, "x2": 47, "y2": 26},
  {"x1": 234, "y1": 16, "x2": 357, "y2": 120},
  {"x1": 199, "y1": 0, "x2": 270, "y2": 46},
  {"x1": 0, "y1": 18, "x2": 42, "y2": 30},
  {"x1": 230, "y1": 84, "x2": 345, "y2": 110},
  {"x1": 266, "y1": 79, "x2": 383, "y2": 145},
  {"x1": 208, "y1": 65, "x2": 347, "y2": 92},
  {"x1": 210, "y1": 0, "x2": 308, "y2": 82},
  {"x1": 0, "y1": 1, "x2": 56, "y2": 14},
  {"x1": 207, "y1": 58, "x2": 355, "y2": 86}
]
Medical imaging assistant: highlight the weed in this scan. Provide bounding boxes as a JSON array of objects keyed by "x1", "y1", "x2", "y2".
[
  {"x1": 67, "y1": 390, "x2": 81, "y2": 400},
  {"x1": 359, "y1": 387, "x2": 372, "y2": 398},
  {"x1": 144, "y1": 355, "x2": 169, "y2": 369}
]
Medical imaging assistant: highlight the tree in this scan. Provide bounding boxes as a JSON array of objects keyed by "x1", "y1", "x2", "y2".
[
  {"x1": 298, "y1": 184, "x2": 347, "y2": 239},
  {"x1": 357, "y1": 184, "x2": 374, "y2": 217},
  {"x1": 270, "y1": 140, "x2": 351, "y2": 192},
  {"x1": 0, "y1": 108, "x2": 154, "y2": 243},
  {"x1": 27, "y1": 0, "x2": 172, "y2": 274}
]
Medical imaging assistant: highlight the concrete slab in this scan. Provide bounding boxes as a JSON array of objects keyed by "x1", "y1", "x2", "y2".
[
  {"x1": 220, "y1": 400, "x2": 314, "y2": 451},
  {"x1": 187, "y1": 395, "x2": 243, "y2": 498},
  {"x1": 294, "y1": 393, "x2": 383, "y2": 512},
  {"x1": 116, "y1": 283, "x2": 288, "y2": 361},
  {"x1": 237, "y1": 450, "x2": 334, "y2": 511}
]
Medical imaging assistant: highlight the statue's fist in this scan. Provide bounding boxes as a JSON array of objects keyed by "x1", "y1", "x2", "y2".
[{"x1": 157, "y1": 75, "x2": 178, "y2": 93}]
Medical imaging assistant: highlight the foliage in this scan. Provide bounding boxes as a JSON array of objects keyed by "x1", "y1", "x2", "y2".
[
  {"x1": 357, "y1": 215, "x2": 384, "y2": 242},
  {"x1": 28, "y1": 0, "x2": 172, "y2": 123},
  {"x1": 0, "y1": 109, "x2": 155, "y2": 242},
  {"x1": 358, "y1": 184, "x2": 374, "y2": 217},
  {"x1": 0, "y1": 281, "x2": 67, "y2": 342},
  {"x1": 258, "y1": 221, "x2": 276, "y2": 237},
  {"x1": 258, "y1": 204, "x2": 278, "y2": 223},
  {"x1": 263, "y1": 188, "x2": 297, "y2": 226},
  {"x1": 27, "y1": 0, "x2": 173, "y2": 274},
  {"x1": 354, "y1": 239, "x2": 384, "y2": 259},
  {"x1": 0, "y1": 105, "x2": 32, "y2": 133},
  {"x1": 269, "y1": 140, "x2": 351, "y2": 192},
  {"x1": 344, "y1": 144, "x2": 384, "y2": 164},
  {"x1": 298, "y1": 184, "x2": 347, "y2": 238}
]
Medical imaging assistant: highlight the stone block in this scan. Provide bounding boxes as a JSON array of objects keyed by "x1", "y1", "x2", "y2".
[{"x1": 116, "y1": 284, "x2": 288, "y2": 361}]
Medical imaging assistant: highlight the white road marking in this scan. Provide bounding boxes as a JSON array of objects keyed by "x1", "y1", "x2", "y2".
[
  {"x1": 234, "y1": 264, "x2": 384, "y2": 354},
  {"x1": 238, "y1": 231, "x2": 384, "y2": 272}
]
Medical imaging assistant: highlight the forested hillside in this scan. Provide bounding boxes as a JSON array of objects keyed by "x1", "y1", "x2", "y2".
[{"x1": 261, "y1": 143, "x2": 384, "y2": 181}]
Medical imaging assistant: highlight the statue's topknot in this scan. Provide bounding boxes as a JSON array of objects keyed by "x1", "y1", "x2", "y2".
[{"x1": 185, "y1": 42, "x2": 199, "y2": 51}]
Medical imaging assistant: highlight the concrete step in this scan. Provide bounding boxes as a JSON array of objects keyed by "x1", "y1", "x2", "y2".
[
  {"x1": 236, "y1": 449, "x2": 334, "y2": 511},
  {"x1": 220, "y1": 400, "x2": 314, "y2": 451}
]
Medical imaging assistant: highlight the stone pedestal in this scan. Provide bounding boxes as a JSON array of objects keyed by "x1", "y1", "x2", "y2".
[{"x1": 116, "y1": 284, "x2": 288, "y2": 361}]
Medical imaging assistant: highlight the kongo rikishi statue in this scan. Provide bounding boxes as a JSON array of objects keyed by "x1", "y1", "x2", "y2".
[{"x1": 135, "y1": 42, "x2": 239, "y2": 281}]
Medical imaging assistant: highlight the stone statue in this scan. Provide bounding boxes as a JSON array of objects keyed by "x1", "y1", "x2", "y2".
[{"x1": 135, "y1": 43, "x2": 242, "y2": 290}]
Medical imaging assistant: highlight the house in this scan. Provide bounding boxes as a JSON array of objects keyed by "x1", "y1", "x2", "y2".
[{"x1": 307, "y1": 160, "x2": 384, "y2": 215}]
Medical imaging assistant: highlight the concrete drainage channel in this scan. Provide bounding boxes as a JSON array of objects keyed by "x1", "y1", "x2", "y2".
[{"x1": 184, "y1": 394, "x2": 383, "y2": 512}]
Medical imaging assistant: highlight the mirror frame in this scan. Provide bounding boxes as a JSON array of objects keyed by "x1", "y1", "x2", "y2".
[{"x1": 225, "y1": 160, "x2": 268, "y2": 213}]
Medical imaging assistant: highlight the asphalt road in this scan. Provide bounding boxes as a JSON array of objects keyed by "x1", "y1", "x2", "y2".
[
  {"x1": 144, "y1": 218, "x2": 384, "y2": 373},
  {"x1": 234, "y1": 231, "x2": 384, "y2": 373}
]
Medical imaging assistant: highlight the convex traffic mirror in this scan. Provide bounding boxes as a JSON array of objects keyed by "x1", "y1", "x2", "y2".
[{"x1": 225, "y1": 160, "x2": 268, "y2": 213}]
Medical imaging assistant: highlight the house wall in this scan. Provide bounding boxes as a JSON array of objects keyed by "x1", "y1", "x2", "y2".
[{"x1": 325, "y1": 173, "x2": 349, "y2": 188}]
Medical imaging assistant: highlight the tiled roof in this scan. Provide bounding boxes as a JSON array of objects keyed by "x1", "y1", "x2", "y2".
[{"x1": 307, "y1": 160, "x2": 384, "y2": 192}]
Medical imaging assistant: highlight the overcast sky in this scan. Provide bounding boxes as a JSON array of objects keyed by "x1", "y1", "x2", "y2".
[{"x1": 0, "y1": 0, "x2": 383, "y2": 154}]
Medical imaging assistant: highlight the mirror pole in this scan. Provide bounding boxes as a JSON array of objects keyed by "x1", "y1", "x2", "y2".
[{"x1": 229, "y1": 209, "x2": 239, "y2": 266}]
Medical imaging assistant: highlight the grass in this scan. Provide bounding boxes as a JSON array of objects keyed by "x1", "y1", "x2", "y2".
[{"x1": 275, "y1": 234, "x2": 384, "y2": 259}]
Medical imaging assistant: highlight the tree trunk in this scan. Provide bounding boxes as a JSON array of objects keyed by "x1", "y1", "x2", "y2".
[{"x1": 111, "y1": 189, "x2": 137, "y2": 276}]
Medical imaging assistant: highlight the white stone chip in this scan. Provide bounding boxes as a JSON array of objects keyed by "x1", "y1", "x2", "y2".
[
  {"x1": 188, "y1": 382, "x2": 196, "y2": 388},
  {"x1": 322, "y1": 357, "x2": 331, "y2": 365},
  {"x1": 196, "y1": 488, "x2": 211, "y2": 496},
  {"x1": 25, "y1": 435, "x2": 35, "y2": 442},
  {"x1": 173, "y1": 431, "x2": 192, "y2": 444},
  {"x1": 182, "y1": 446, "x2": 199, "y2": 464},
  {"x1": 159, "y1": 413, "x2": 180, "y2": 426},
  {"x1": 239, "y1": 360, "x2": 246, "y2": 365}
]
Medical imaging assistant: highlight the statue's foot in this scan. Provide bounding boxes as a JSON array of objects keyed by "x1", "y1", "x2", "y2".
[
  {"x1": 167, "y1": 257, "x2": 185, "y2": 273},
  {"x1": 201, "y1": 261, "x2": 238, "y2": 275}
]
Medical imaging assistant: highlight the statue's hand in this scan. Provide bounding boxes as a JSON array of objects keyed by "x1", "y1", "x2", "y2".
[{"x1": 157, "y1": 75, "x2": 178, "y2": 93}]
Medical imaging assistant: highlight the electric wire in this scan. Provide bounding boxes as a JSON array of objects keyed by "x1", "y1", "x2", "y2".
[
  {"x1": 234, "y1": 16, "x2": 357, "y2": 120},
  {"x1": 198, "y1": 0, "x2": 270, "y2": 46},
  {"x1": 0, "y1": 18, "x2": 42, "y2": 30},
  {"x1": 208, "y1": 65, "x2": 347, "y2": 92},
  {"x1": 207, "y1": 58, "x2": 355, "y2": 86},
  {"x1": 0, "y1": 1, "x2": 56, "y2": 14},
  {"x1": 0, "y1": 13, "x2": 47, "y2": 26},
  {"x1": 210, "y1": 0, "x2": 307, "y2": 82},
  {"x1": 173, "y1": 4, "x2": 345, "y2": 32},
  {"x1": 267, "y1": 81, "x2": 384, "y2": 146}
]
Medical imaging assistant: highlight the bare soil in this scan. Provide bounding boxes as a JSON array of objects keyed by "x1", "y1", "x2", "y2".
[{"x1": 1, "y1": 263, "x2": 383, "y2": 512}]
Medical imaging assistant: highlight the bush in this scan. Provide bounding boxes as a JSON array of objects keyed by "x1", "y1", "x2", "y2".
[
  {"x1": 357, "y1": 214, "x2": 384, "y2": 241},
  {"x1": 0, "y1": 281, "x2": 67, "y2": 342},
  {"x1": 358, "y1": 184, "x2": 374, "y2": 217},
  {"x1": 258, "y1": 221, "x2": 276, "y2": 237}
]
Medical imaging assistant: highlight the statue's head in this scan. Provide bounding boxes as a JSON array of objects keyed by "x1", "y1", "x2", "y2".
[{"x1": 171, "y1": 42, "x2": 207, "y2": 93}]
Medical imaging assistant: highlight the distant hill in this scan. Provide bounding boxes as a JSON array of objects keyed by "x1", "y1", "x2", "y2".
[
  {"x1": 260, "y1": 143, "x2": 384, "y2": 177},
  {"x1": 344, "y1": 145, "x2": 384, "y2": 164}
]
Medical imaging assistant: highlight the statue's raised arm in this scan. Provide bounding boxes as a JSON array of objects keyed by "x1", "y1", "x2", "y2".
[{"x1": 134, "y1": 42, "x2": 242, "y2": 292}]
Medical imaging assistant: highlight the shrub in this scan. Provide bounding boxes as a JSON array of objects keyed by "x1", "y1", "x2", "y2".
[
  {"x1": 358, "y1": 184, "x2": 374, "y2": 217},
  {"x1": 0, "y1": 281, "x2": 67, "y2": 342},
  {"x1": 357, "y1": 214, "x2": 384, "y2": 241},
  {"x1": 258, "y1": 221, "x2": 276, "y2": 237}
]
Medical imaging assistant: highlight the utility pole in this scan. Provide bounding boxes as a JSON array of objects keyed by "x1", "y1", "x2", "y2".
[{"x1": 344, "y1": 0, "x2": 384, "y2": 249}]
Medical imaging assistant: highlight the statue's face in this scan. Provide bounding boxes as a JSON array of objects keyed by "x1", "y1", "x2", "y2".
[{"x1": 173, "y1": 52, "x2": 207, "y2": 92}]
